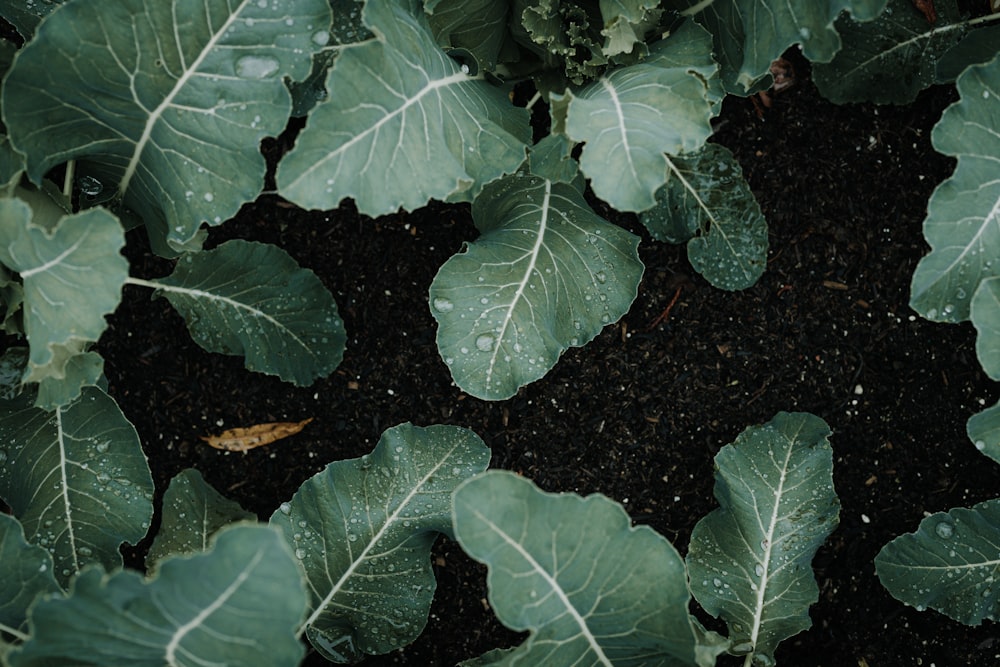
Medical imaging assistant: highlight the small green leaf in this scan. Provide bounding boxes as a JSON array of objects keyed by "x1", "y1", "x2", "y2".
[
  {"x1": 425, "y1": 0, "x2": 514, "y2": 72},
  {"x1": 910, "y1": 54, "x2": 1000, "y2": 323},
  {"x1": 277, "y1": 0, "x2": 529, "y2": 216},
  {"x1": 454, "y1": 470, "x2": 719, "y2": 667},
  {"x1": 0, "y1": 199, "x2": 126, "y2": 392},
  {"x1": 641, "y1": 143, "x2": 767, "y2": 290},
  {"x1": 145, "y1": 240, "x2": 345, "y2": 386},
  {"x1": 0, "y1": 387, "x2": 153, "y2": 588},
  {"x1": 972, "y1": 277, "x2": 1000, "y2": 379},
  {"x1": 430, "y1": 173, "x2": 643, "y2": 400},
  {"x1": 967, "y1": 401, "x2": 1000, "y2": 466},
  {"x1": 0, "y1": 514, "x2": 62, "y2": 638},
  {"x1": 34, "y1": 352, "x2": 105, "y2": 411},
  {"x1": 554, "y1": 27, "x2": 716, "y2": 212},
  {"x1": 146, "y1": 469, "x2": 255, "y2": 575},
  {"x1": 9, "y1": 524, "x2": 307, "y2": 667},
  {"x1": 812, "y1": 0, "x2": 967, "y2": 105},
  {"x1": 687, "y1": 412, "x2": 840, "y2": 665},
  {"x1": 876, "y1": 499, "x2": 1000, "y2": 625},
  {"x1": 268, "y1": 423, "x2": 490, "y2": 662},
  {"x1": 3, "y1": 0, "x2": 331, "y2": 255}
]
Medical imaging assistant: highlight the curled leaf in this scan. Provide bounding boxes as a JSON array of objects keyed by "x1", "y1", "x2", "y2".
[{"x1": 200, "y1": 418, "x2": 314, "y2": 452}]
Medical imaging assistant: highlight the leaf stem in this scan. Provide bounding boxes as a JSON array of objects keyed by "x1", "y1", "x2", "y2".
[
  {"x1": 0, "y1": 621, "x2": 29, "y2": 642},
  {"x1": 680, "y1": 0, "x2": 715, "y2": 16},
  {"x1": 62, "y1": 159, "x2": 75, "y2": 199},
  {"x1": 525, "y1": 91, "x2": 542, "y2": 111}
]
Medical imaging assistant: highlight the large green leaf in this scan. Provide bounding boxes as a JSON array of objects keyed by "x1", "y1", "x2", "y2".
[
  {"x1": 268, "y1": 423, "x2": 490, "y2": 663},
  {"x1": 8, "y1": 524, "x2": 307, "y2": 667},
  {"x1": 812, "y1": 0, "x2": 970, "y2": 105},
  {"x1": 0, "y1": 514, "x2": 61, "y2": 639},
  {"x1": 145, "y1": 468, "x2": 255, "y2": 575},
  {"x1": 3, "y1": 0, "x2": 331, "y2": 255},
  {"x1": 430, "y1": 173, "x2": 643, "y2": 400},
  {"x1": 876, "y1": 499, "x2": 1000, "y2": 625},
  {"x1": 0, "y1": 387, "x2": 153, "y2": 588},
  {"x1": 910, "y1": 55, "x2": 1000, "y2": 323},
  {"x1": 132, "y1": 240, "x2": 345, "y2": 386},
  {"x1": 680, "y1": 0, "x2": 887, "y2": 93},
  {"x1": 0, "y1": 198, "x2": 126, "y2": 397},
  {"x1": 553, "y1": 24, "x2": 716, "y2": 212},
  {"x1": 277, "y1": 0, "x2": 530, "y2": 217},
  {"x1": 640, "y1": 143, "x2": 767, "y2": 290},
  {"x1": 936, "y1": 24, "x2": 1000, "y2": 83},
  {"x1": 454, "y1": 470, "x2": 721, "y2": 667},
  {"x1": 687, "y1": 412, "x2": 840, "y2": 666}
]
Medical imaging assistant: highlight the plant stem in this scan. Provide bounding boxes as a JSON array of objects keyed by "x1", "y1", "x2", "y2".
[
  {"x1": 62, "y1": 159, "x2": 75, "y2": 199},
  {"x1": 680, "y1": 0, "x2": 714, "y2": 16},
  {"x1": 525, "y1": 91, "x2": 542, "y2": 111},
  {"x1": 0, "y1": 621, "x2": 29, "y2": 642}
]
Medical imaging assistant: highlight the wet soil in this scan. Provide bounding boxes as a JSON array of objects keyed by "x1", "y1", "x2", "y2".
[{"x1": 96, "y1": 57, "x2": 1000, "y2": 666}]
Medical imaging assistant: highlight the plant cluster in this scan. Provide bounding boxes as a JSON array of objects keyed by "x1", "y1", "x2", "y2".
[{"x1": 0, "y1": 0, "x2": 999, "y2": 665}]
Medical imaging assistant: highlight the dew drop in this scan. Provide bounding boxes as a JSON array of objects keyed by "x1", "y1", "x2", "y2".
[
  {"x1": 77, "y1": 175, "x2": 103, "y2": 197},
  {"x1": 754, "y1": 563, "x2": 764, "y2": 577},
  {"x1": 595, "y1": 271, "x2": 607, "y2": 284},
  {"x1": 976, "y1": 440, "x2": 986, "y2": 451},
  {"x1": 432, "y1": 297, "x2": 454, "y2": 312},
  {"x1": 235, "y1": 54, "x2": 281, "y2": 79},
  {"x1": 475, "y1": 334, "x2": 495, "y2": 352},
  {"x1": 935, "y1": 521, "x2": 954, "y2": 539},
  {"x1": 279, "y1": 502, "x2": 292, "y2": 515}
]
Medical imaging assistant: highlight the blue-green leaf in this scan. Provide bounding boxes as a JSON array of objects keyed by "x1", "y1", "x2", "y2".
[
  {"x1": 430, "y1": 173, "x2": 643, "y2": 400},
  {"x1": 9, "y1": 524, "x2": 307, "y2": 667},
  {"x1": 910, "y1": 54, "x2": 1000, "y2": 323},
  {"x1": 454, "y1": 470, "x2": 723, "y2": 667},
  {"x1": 277, "y1": 0, "x2": 529, "y2": 216},
  {"x1": 140, "y1": 240, "x2": 345, "y2": 386},
  {"x1": 3, "y1": 0, "x2": 332, "y2": 255},
  {"x1": 687, "y1": 412, "x2": 839, "y2": 665},
  {"x1": 269, "y1": 423, "x2": 490, "y2": 663},
  {"x1": 0, "y1": 198, "x2": 125, "y2": 402},
  {"x1": 640, "y1": 143, "x2": 767, "y2": 290},
  {"x1": 876, "y1": 499, "x2": 1000, "y2": 625},
  {"x1": 0, "y1": 514, "x2": 61, "y2": 639},
  {"x1": 0, "y1": 387, "x2": 153, "y2": 588},
  {"x1": 682, "y1": 0, "x2": 887, "y2": 94}
]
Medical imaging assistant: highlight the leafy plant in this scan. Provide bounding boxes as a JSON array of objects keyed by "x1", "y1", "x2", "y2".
[
  {"x1": 453, "y1": 412, "x2": 840, "y2": 667},
  {"x1": 875, "y1": 52, "x2": 1000, "y2": 626},
  {"x1": 0, "y1": 420, "x2": 490, "y2": 665}
]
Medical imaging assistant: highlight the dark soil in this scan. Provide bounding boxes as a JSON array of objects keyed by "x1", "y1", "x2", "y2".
[{"x1": 93, "y1": 56, "x2": 1000, "y2": 666}]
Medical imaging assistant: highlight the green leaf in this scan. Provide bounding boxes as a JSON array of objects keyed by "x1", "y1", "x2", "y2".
[
  {"x1": 640, "y1": 143, "x2": 767, "y2": 290},
  {"x1": 910, "y1": 54, "x2": 1000, "y2": 323},
  {"x1": 454, "y1": 470, "x2": 718, "y2": 667},
  {"x1": 0, "y1": 387, "x2": 153, "y2": 588},
  {"x1": 0, "y1": 0, "x2": 65, "y2": 40},
  {"x1": 425, "y1": 0, "x2": 514, "y2": 72},
  {"x1": 3, "y1": 0, "x2": 331, "y2": 255},
  {"x1": 527, "y1": 134, "x2": 584, "y2": 188},
  {"x1": 268, "y1": 423, "x2": 490, "y2": 662},
  {"x1": 141, "y1": 240, "x2": 345, "y2": 387},
  {"x1": 277, "y1": 0, "x2": 530, "y2": 217},
  {"x1": 0, "y1": 200, "x2": 126, "y2": 393},
  {"x1": 0, "y1": 265, "x2": 24, "y2": 336},
  {"x1": 0, "y1": 514, "x2": 61, "y2": 639},
  {"x1": 683, "y1": 0, "x2": 888, "y2": 94},
  {"x1": 0, "y1": 348, "x2": 27, "y2": 400},
  {"x1": 967, "y1": 401, "x2": 1000, "y2": 465},
  {"x1": 553, "y1": 26, "x2": 716, "y2": 212},
  {"x1": 972, "y1": 277, "x2": 1000, "y2": 379},
  {"x1": 936, "y1": 24, "x2": 1000, "y2": 83},
  {"x1": 146, "y1": 469, "x2": 255, "y2": 575},
  {"x1": 600, "y1": 0, "x2": 664, "y2": 58},
  {"x1": 430, "y1": 173, "x2": 643, "y2": 400},
  {"x1": 812, "y1": 0, "x2": 968, "y2": 105},
  {"x1": 34, "y1": 352, "x2": 105, "y2": 411},
  {"x1": 876, "y1": 499, "x2": 1000, "y2": 625},
  {"x1": 8, "y1": 524, "x2": 307, "y2": 667},
  {"x1": 687, "y1": 412, "x2": 840, "y2": 665}
]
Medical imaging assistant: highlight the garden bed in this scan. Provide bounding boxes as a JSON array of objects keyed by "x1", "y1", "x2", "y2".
[{"x1": 95, "y1": 56, "x2": 1000, "y2": 666}]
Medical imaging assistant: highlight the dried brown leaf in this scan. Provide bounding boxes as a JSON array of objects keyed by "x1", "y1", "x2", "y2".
[{"x1": 200, "y1": 418, "x2": 314, "y2": 452}]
